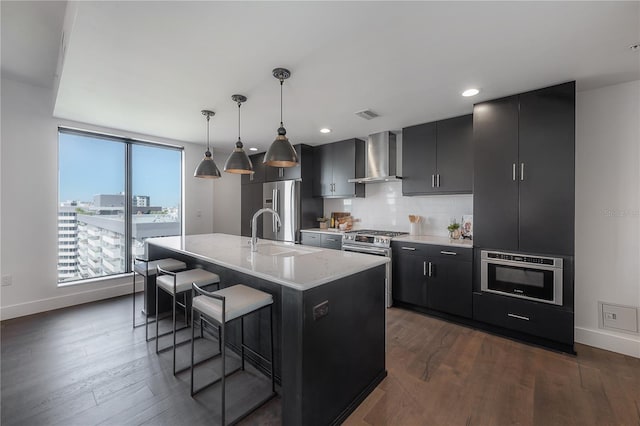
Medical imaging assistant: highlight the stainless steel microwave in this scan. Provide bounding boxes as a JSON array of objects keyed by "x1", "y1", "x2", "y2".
[{"x1": 481, "y1": 250, "x2": 563, "y2": 306}]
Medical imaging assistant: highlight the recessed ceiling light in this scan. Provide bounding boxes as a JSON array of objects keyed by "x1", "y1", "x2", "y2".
[
  {"x1": 320, "y1": 128, "x2": 331, "y2": 134},
  {"x1": 630, "y1": 44, "x2": 639, "y2": 51},
  {"x1": 249, "y1": 147, "x2": 258, "y2": 152},
  {"x1": 462, "y1": 88, "x2": 480, "y2": 97}
]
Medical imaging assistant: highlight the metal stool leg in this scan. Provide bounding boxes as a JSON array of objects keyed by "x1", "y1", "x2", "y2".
[
  {"x1": 155, "y1": 279, "x2": 160, "y2": 353},
  {"x1": 221, "y1": 318, "x2": 226, "y2": 426},
  {"x1": 270, "y1": 305, "x2": 275, "y2": 393},
  {"x1": 241, "y1": 316, "x2": 245, "y2": 371},
  {"x1": 190, "y1": 307, "x2": 196, "y2": 396},
  {"x1": 172, "y1": 292, "x2": 177, "y2": 375}
]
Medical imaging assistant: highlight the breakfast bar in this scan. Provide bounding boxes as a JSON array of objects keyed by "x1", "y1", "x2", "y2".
[{"x1": 146, "y1": 233, "x2": 388, "y2": 425}]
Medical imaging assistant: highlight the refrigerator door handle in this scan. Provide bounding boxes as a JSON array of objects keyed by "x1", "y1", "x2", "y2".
[{"x1": 272, "y1": 189, "x2": 278, "y2": 233}]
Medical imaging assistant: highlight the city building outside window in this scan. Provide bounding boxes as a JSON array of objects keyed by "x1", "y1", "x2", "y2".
[{"x1": 57, "y1": 129, "x2": 183, "y2": 284}]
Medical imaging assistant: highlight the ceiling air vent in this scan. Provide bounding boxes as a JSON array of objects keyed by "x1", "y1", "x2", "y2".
[{"x1": 355, "y1": 109, "x2": 379, "y2": 120}]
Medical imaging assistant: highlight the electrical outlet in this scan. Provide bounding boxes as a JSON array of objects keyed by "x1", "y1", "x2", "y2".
[
  {"x1": 1, "y1": 275, "x2": 12, "y2": 287},
  {"x1": 313, "y1": 300, "x2": 329, "y2": 321}
]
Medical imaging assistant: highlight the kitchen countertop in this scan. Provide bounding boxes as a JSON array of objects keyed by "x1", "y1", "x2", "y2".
[
  {"x1": 301, "y1": 228, "x2": 346, "y2": 235},
  {"x1": 392, "y1": 234, "x2": 473, "y2": 248},
  {"x1": 146, "y1": 233, "x2": 388, "y2": 291}
]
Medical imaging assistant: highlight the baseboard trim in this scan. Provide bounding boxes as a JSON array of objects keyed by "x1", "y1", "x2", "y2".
[
  {"x1": 575, "y1": 326, "x2": 640, "y2": 358},
  {"x1": 1, "y1": 278, "x2": 143, "y2": 321}
]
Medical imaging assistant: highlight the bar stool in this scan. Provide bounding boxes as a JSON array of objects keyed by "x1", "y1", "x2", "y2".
[
  {"x1": 190, "y1": 283, "x2": 275, "y2": 426},
  {"x1": 133, "y1": 257, "x2": 186, "y2": 340},
  {"x1": 156, "y1": 266, "x2": 221, "y2": 375}
]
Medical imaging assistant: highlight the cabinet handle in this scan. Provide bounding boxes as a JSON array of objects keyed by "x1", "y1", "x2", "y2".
[
  {"x1": 508, "y1": 313, "x2": 530, "y2": 321},
  {"x1": 401, "y1": 247, "x2": 416, "y2": 251},
  {"x1": 279, "y1": 167, "x2": 284, "y2": 178},
  {"x1": 440, "y1": 250, "x2": 457, "y2": 256},
  {"x1": 250, "y1": 173, "x2": 254, "y2": 182},
  {"x1": 423, "y1": 261, "x2": 427, "y2": 276},
  {"x1": 428, "y1": 262, "x2": 433, "y2": 277},
  {"x1": 520, "y1": 163, "x2": 525, "y2": 181},
  {"x1": 326, "y1": 238, "x2": 337, "y2": 242},
  {"x1": 512, "y1": 163, "x2": 517, "y2": 181},
  {"x1": 436, "y1": 174, "x2": 440, "y2": 187},
  {"x1": 431, "y1": 174, "x2": 435, "y2": 188}
]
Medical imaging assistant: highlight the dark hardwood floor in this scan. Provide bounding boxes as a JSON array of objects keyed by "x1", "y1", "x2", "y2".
[{"x1": 2, "y1": 295, "x2": 639, "y2": 425}]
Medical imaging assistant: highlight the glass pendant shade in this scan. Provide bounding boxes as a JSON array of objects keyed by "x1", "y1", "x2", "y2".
[
  {"x1": 194, "y1": 110, "x2": 221, "y2": 179},
  {"x1": 224, "y1": 141, "x2": 254, "y2": 174},
  {"x1": 264, "y1": 68, "x2": 298, "y2": 167}
]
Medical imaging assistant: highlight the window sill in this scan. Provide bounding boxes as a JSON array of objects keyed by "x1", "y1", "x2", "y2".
[{"x1": 57, "y1": 273, "x2": 134, "y2": 288}]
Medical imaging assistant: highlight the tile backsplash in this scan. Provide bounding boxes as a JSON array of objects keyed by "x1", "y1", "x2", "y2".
[{"x1": 323, "y1": 181, "x2": 473, "y2": 237}]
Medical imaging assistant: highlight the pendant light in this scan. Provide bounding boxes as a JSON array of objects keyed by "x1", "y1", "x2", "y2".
[
  {"x1": 224, "y1": 94, "x2": 253, "y2": 174},
  {"x1": 264, "y1": 67, "x2": 298, "y2": 167},
  {"x1": 194, "y1": 110, "x2": 221, "y2": 179}
]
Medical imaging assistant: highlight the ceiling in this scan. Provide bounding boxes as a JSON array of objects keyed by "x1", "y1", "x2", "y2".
[{"x1": 2, "y1": 1, "x2": 639, "y2": 153}]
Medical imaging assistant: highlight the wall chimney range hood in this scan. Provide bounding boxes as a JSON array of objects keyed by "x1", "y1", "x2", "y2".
[{"x1": 348, "y1": 131, "x2": 401, "y2": 183}]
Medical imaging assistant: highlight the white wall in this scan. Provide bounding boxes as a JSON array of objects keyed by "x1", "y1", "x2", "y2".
[
  {"x1": 0, "y1": 76, "x2": 217, "y2": 319},
  {"x1": 575, "y1": 80, "x2": 640, "y2": 358},
  {"x1": 324, "y1": 182, "x2": 473, "y2": 236},
  {"x1": 212, "y1": 172, "x2": 241, "y2": 235}
]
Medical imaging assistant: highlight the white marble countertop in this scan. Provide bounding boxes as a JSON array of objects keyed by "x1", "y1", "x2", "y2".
[
  {"x1": 392, "y1": 234, "x2": 473, "y2": 248},
  {"x1": 146, "y1": 234, "x2": 388, "y2": 291},
  {"x1": 300, "y1": 228, "x2": 345, "y2": 235}
]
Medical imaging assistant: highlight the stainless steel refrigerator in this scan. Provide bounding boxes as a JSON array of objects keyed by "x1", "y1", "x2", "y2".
[{"x1": 262, "y1": 180, "x2": 300, "y2": 243}]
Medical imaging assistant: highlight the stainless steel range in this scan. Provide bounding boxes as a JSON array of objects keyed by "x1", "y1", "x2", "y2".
[{"x1": 342, "y1": 229, "x2": 408, "y2": 308}]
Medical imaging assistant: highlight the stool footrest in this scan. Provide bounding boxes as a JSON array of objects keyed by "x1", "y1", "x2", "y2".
[{"x1": 191, "y1": 365, "x2": 242, "y2": 396}]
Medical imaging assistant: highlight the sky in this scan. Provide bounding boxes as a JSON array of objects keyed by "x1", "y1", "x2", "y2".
[{"x1": 59, "y1": 132, "x2": 181, "y2": 208}]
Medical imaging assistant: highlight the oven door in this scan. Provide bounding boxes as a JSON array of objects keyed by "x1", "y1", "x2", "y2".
[
  {"x1": 343, "y1": 245, "x2": 392, "y2": 308},
  {"x1": 481, "y1": 256, "x2": 562, "y2": 305}
]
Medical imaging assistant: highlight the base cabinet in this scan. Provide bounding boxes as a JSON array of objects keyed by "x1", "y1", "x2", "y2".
[
  {"x1": 473, "y1": 292, "x2": 574, "y2": 346},
  {"x1": 300, "y1": 231, "x2": 342, "y2": 250},
  {"x1": 392, "y1": 242, "x2": 472, "y2": 318}
]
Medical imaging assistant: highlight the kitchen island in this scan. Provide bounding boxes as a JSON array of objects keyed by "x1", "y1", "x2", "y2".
[{"x1": 146, "y1": 233, "x2": 388, "y2": 425}]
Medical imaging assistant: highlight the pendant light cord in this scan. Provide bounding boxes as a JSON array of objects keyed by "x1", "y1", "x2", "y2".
[
  {"x1": 206, "y1": 114, "x2": 211, "y2": 151},
  {"x1": 280, "y1": 79, "x2": 284, "y2": 127},
  {"x1": 238, "y1": 101, "x2": 241, "y2": 141}
]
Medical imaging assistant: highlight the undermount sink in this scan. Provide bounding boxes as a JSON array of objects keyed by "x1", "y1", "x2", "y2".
[{"x1": 254, "y1": 243, "x2": 315, "y2": 257}]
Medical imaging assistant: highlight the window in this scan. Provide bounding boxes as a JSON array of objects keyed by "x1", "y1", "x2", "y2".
[{"x1": 57, "y1": 128, "x2": 183, "y2": 284}]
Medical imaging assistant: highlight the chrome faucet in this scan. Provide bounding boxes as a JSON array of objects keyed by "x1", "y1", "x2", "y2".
[{"x1": 251, "y1": 208, "x2": 281, "y2": 252}]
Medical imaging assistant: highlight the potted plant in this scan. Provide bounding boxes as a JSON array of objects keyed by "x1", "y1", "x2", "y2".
[
  {"x1": 317, "y1": 217, "x2": 330, "y2": 229},
  {"x1": 447, "y1": 222, "x2": 461, "y2": 239}
]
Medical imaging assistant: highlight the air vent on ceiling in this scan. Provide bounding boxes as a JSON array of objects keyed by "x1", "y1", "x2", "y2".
[{"x1": 355, "y1": 109, "x2": 379, "y2": 120}]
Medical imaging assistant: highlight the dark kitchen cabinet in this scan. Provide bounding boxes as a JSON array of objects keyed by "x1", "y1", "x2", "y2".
[
  {"x1": 241, "y1": 182, "x2": 263, "y2": 238},
  {"x1": 401, "y1": 122, "x2": 437, "y2": 195},
  {"x1": 241, "y1": 153, "x2": 266, "y2": 185},
  {"x1": 402, "y1": 114, "x2": 473, "y2": 196},
  {"x1": 265, "y1": 144, "x2": 304, "y2": 182},
  {"x1": 300, "y1": 231, "x2": 321, "y2": 247},
  {"x1": 392, "y1": 246, "x2": 428, "y2": 307},
  {"x1": 300, "y1": 231, "x2": 342, "y2": 250},
  {"x1": 428, "y1": 253, "x2": 472, "y2": 318},
  {"x1": 392, "y1": 242, "x2": 472, "y2": 318},
  {"x1": 313, "y1": 139, "x2": 365, "y2": 198},
  {"x1": 473, "y1": 81, "x2": 575, "y2": 255},
  {"x1": 473, "y1": 291, "x2": 574, "y2": 345}
]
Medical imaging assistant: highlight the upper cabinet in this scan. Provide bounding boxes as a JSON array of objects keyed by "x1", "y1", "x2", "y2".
[
  {"x1": 313, "y1": 138, "x2": 365, "y2": 198},
  {"x1": 473, "y1": 81, "x2": 575, "y2": 255},
  {"x1": 241, "y1": 145, "x2": 313, "y2": 185},
  {"x1": 402, "y1": 114, "x2": 473, "y2": 196}
]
